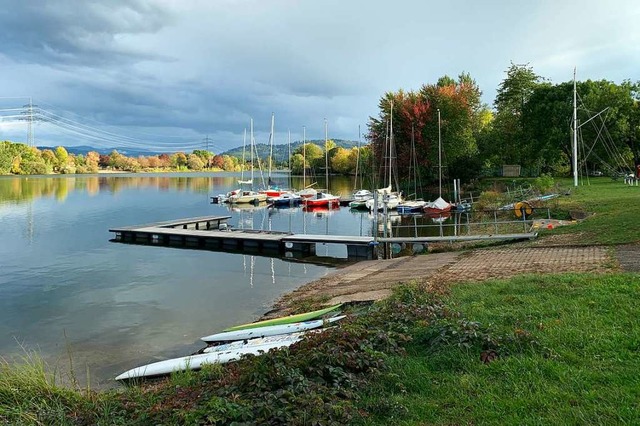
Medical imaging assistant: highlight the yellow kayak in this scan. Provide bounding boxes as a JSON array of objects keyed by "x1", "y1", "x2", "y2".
[{"x1": 223, "y1": 304, "x2": 342, "y2": 332}]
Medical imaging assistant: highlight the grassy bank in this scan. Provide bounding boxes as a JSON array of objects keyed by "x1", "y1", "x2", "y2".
[
  {"x1": 360, "y1": 274, "x2": 640, "y2": 424},
  {"x1": 2, "y1": 273, "x2": 638, "y2": 424},
  {"x1": 506, "y1": 177, "x2": 640, "y2": 244}
]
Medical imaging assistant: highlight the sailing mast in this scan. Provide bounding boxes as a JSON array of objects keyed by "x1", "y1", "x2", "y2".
[
  {"x1": 354, "y1": 124, "x2": 361, "y2": 189},
  {"x1": 389, "y1": 101, "x2": 393, "y2": 189},
  {"x1": 303, "y1": 126, "x2": 306, "y2": 188},
  {"x1": 250, "y1": 118, "x2": 254, "y2": 187},
  {"x1": 324, "y1": 118, "x2": 329, "y2": 191},
  {"x1": 268, "y1": 112, "x2": 275, "y2": 186},
  {"x1": 240, "y1": 128, "x2": 246, "y2": 183},
  {"x1": 438, "y1": 108, "x2": 442, "y2": 198},
  {"x1": 573, "y1": 67, "x2": 578, "y2": 187}
]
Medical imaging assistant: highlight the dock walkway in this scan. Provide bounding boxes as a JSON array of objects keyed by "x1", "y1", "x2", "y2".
[{"x1": 110, "y1": 215, "x2": 538, "y2": 260}]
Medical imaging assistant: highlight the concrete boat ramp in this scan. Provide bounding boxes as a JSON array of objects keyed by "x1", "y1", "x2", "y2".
[{"x1": 109, "y1": 215, "x2": 538, "y2": 260}]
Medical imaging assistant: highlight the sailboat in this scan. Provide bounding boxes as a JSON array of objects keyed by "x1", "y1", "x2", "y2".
[
  {"x1": 303, "y1": 119, "x2": 340, "y2": 208},
  {"x1": 424, "y1": 109, "x2": 452, "y2": 216},
  {"x1": 259, "y1": 113, "x2": 289, "y2": 199},
  {"x1": 271, "y1": 129, "x2": 302, "y2": 207},
  {"x1": 229, "y1": 119, "x2": 268, "y2": 204},
  {"x1": 296, "y1": 125, "x2": 318, "y2": 200},
  {"x1": 397, "y1": 124, "x2": 427, "y2": 214},
  {"x1": 366, "y1": 101, "x2": 402, "y2": 211},
  {"x1": 348, "y1": 125, "x2": 373, "y2": 210}
]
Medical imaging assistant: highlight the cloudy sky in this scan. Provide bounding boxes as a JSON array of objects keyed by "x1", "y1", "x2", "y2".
[{"x1": 1, "y1": 0, "x2": 639, "y2": 152}]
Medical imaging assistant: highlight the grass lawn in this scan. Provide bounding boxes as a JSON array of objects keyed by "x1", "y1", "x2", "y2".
[
  {"x1": 360, "y1": 273, "x2": 640, "y2": 425},
  {"x1": 510, "y1": 177, "x2": 640, "y2": 245}
]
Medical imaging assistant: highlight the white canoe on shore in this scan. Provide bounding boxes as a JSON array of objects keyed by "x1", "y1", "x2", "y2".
[
  {"x1": 115, "y1": 338, "x2": 299, "y2": 381},
  {"x1": 200, "y1": 315, "x2": 346, "y2": 343}
]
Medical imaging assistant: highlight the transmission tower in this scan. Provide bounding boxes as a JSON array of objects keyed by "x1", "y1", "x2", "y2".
[
  {"x1": 20, "y1": 98, "x2": 37, "y2": 146},
  {"x1": 203, "y1": 135, "x2": 213, "y2": 152}
]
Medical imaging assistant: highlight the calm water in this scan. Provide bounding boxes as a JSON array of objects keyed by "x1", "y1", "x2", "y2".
[{"x1": 0, "y1": 172, "x2": 461, "y2": 386}]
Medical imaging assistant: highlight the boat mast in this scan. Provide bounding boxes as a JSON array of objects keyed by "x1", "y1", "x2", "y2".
[
  {"x1": 354, "y1": 124, "x2": 361, "y2": 189},
  {"x1": 438, "y1": 108, "x2": 442, "y2": 198},
  {"x1": 573, "y1": 67, "x2": 578, "y2": 187},
  {"x1": 287, "y1": 129, "x2": 291, "y2": 171},
  {"x1": 241, "y1": 128, "x2": 246, "y2": 182},
  {"x1": 389, "y1": 101, "x2": 393, "y2": 189},
  {"x1": 287, "y1": 129, "x2": 291, "y2": 189},
  {"x1": 303, "y1": 126, "x2": 306, "y2": 188},
  {"x1": 324, "y1": 118, "x2": 329, "y2": 191},
  {"x1": 269, "y1": 112, "x2": 275, "y2": 184},
  {"x1": 250, "y1": 118, "x2": 254, "y2": 187}
]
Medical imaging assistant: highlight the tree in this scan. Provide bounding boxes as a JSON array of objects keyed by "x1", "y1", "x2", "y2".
[
  {"x1": 171, "y1": 152, "x2": 188, "y2": 169},
  {"x1": 330, "y1": 147, "x2": 352, "y2": 175},
  {"x1": 192, "y1": 150, "x2": 212, "y2": 167},
  {"x1": 86, "y1": 151, "x2": 100, "y2": 173},
  {"x1": 187, "y1": 154, "x2": 205, "y2": 171},
  {"x1": 54, "y1": 146, "x2": 69, "y2": 172},
  {"x1": 368, "y1": 72, "x2": 486, "y2": 187},
  {"x1": 488, "y1": 62, "x2": 545, "y2": 169}
]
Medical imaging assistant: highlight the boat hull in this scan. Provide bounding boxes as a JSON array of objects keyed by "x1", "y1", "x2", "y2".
[
  {"x1": 223, "y1": 303, "x2": 342, "y2": 332},
  {"x1": 201, "y1": 315, "x2": 345, "y2": 343}
]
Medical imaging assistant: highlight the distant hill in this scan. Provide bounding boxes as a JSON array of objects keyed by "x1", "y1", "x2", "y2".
[{"x1": 220, "y1": 139, "x2": 362, "y2": 162}]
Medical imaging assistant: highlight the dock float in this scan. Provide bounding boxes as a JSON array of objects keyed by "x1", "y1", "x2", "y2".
[{"x1": 109, "y1": 216, "x2": 538, "y2": 260}]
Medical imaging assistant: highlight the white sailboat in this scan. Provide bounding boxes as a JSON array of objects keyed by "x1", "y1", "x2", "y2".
[
  {"x1": 349, "y1": 125, "x2": 373, "y2": 210},
  {"x1": 296, "y1": 125, "x2": 318, "y2": 199},
  {"x1": 303, "y1": 119, "x2": 340, "y2": 208},
  {"x1": 229, "y1": 119, "x2": 268, "y2": 204},
  {"x1": 424, "y1": 109, "x2": 451, "y2": 215},
  {"x1": 366, "y1": 101, "x2": 402, "y2": 211},
  {"x1": 397, "y1": 124, "x2": 427, "y2": 213}
]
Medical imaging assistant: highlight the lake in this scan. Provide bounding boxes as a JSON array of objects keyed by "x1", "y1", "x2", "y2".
[{"x1": 0, "y1": 172, "x2": 460, "y2": 387}]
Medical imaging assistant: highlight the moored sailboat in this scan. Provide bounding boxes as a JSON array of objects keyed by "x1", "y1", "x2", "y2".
[
  {"x1": 423, "y1": 109, "x2": 451, "y2": 215},
  {"x1": 303, "y1": 119, "x2": 340, "y2": 207},
  {"x1": 229, "y1": 119, "x2": 267, "y2": 204}
]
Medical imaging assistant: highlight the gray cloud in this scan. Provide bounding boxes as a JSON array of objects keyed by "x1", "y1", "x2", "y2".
[{"x1": 0, "y1": 0, "x2": 173, "y2": 66}]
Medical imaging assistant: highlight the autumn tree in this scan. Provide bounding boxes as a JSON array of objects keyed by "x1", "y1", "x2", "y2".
[
  {"x1": 187, "y1": 154, "x2": 205, "y2": 171},
  {"x1": 330, "y1": 147, "x2": 352, "y2": 175}
]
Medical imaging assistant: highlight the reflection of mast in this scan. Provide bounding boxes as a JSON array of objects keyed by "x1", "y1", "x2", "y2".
[
  {"x1": 270, "y1": 258, "x2": 275, "y2": 285},
  {"x1": 26, "y1": 200, "x2": 34, "y2": 243},
  {"x1": 250, "y1": 256, "x2": 255, "y2": 288}
]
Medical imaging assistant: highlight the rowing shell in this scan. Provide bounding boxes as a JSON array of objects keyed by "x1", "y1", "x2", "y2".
[{"x1": 201, "y1": 315, "x2": 345, "y2": 343}]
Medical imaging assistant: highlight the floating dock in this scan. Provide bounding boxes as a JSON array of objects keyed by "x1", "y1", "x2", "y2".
[{"x1": 109, "y1": 216, "x2": 538, "y2": 260}]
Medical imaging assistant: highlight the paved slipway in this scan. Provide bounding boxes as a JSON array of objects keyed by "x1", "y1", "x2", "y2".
[{"x1": 270, "y1": 238, "x2": 640, "y2": 315}]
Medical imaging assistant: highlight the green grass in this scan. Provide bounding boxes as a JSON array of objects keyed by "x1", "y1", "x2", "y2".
[
  {"x1": 360, "y1": 273, "x2": 640, "y2": 425},
  {"x1": 518, "y1": 177, "x2": 640, "y2": 245}
]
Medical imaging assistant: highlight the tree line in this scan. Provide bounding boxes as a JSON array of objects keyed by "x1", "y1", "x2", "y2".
[
  {"x1": 367, "y1": 63, "x2": 639, "y2": 187},
  {"x1": 0, "y1": 143, "x2": 246, "y2": 175}
]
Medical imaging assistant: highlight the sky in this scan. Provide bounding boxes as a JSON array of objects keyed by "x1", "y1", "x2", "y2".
[{"x1": 0, "y1": 0, "x2": 639, "y2": 153}]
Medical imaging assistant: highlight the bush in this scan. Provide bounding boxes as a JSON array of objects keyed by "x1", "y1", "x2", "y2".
[{"x1": 532, "y1": 174, "x2": 555, "y2": 193}]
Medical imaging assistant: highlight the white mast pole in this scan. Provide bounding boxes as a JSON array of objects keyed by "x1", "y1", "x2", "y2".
[
  {"x1": 438, "y1": 108, "x2": 442, "y2": 198},
  {"x1": 389, "y1": 101, "x2": 393, "y2": 188},
  {"x1": 250, "y1": 118, "x2": 254, "y2": 185},
  {"x1": 241, "y1": 128, "x2": 246, "y2": 182},
  {"x1": 269, "y1": 112, "x2": 275, "y2": 182},
  {"x1": 324, "y1": 118, "x2": 329, "y2": 191},
  {"x1": 573, "y1": 67, "x2": 578, "y2": 187},
  {"x1": 303, "y1": 126, "x2": 306, "y2": 188}
]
